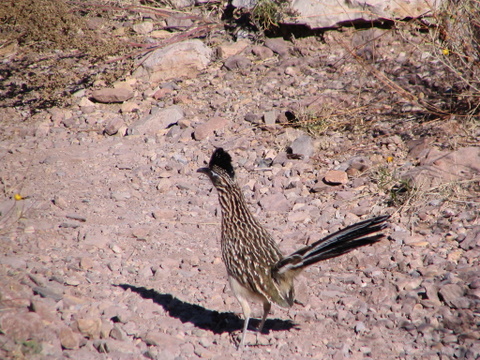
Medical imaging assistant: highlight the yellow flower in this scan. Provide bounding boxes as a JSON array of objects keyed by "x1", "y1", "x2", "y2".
[
  {"x1": 442, "y1": 48, "x2": 450, "y2": 56},
  {"x1": 14, "y1": 194, "x2": 29, "y2": 201},
  {"x1": 386, "y1": 156, "x2": 394, "y2": 163}
]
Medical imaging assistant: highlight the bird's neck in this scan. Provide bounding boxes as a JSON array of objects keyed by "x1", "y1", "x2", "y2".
[{"x1": 217, "y1": 184, "x2": 256, "y2": 224}]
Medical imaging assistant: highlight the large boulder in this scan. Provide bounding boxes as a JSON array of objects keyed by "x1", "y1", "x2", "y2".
[
  {"x1": 134, "y1": 40, "x2": 212, "y2": 83},
  {"x1": 233, "y1": 0, "x2": 444, "y2": 29},
  {"x1": 289, "y1": 0, "x2": 443, "y2": 29}
]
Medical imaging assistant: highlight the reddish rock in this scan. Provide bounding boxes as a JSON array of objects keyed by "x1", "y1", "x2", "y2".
[
  {"x1": 252, "y1": 45, "x2": 274, "y2": 59},
  {"x1": 91, "y1": 88, "x2": 134, "y2": 103},
  {"x1": 216, "y1": 40, "x2": 250, "y2": 59},
  {"x1": 223, "y1": 55, "x2": 252, "y2": 70},
  {"x1": 153, "y1": 88, "x2": 173, "y2": 100},
  {"x1": 265, "y1": 37, "x2": 290, "y2": 57},
  {"x1": 193, "y1": 117, "x2": 228, "y2": 140},
  {"x1": 104, "y1": 117, "x2": 125, "y2": 136},
  {"x1": 75, "y1": 318, "x2": 102, "y2": 339},
  {"x1": 324, "y1": 170, "x2": 349, "y2": 185},
  {"x1": 59, "y1": 327, "x2": 80, "y2": 350},
  {"x1": 0, "y1": 311, "x2": 44, "y2": 342}
]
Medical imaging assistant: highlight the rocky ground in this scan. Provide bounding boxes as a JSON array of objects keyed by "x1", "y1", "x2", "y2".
[{"x1": 0, "y1": 1, "x2": 479, "y2": 359}]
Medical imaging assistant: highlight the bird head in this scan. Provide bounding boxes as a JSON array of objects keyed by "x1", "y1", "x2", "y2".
[{"x1": 197, "y1": 148, "x2": 236, "y2": 189}]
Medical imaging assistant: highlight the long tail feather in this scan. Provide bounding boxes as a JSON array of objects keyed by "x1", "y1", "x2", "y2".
[{"x1": 274, "y1": 215, "x2": 389, "y2": 274}]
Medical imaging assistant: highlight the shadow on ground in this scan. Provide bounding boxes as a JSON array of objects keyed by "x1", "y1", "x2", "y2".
[{"x1": 116, "y1": 284, "x2": 296, "y2": 334}]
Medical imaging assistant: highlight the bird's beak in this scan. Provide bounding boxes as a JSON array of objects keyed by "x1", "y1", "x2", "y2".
[{"x1": 197, "y1": 167, "x2": 210, "y2": 175}]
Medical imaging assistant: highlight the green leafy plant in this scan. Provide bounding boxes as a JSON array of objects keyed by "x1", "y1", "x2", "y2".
[{"x1": 252, "y1": 0, "x2": 292, "y2": 32}]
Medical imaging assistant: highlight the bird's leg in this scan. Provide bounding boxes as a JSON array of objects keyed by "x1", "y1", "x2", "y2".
[
  {"x1": 236, "y1": 297, "x2": 251, "y2": 349},
  {"x1": 257, "y1": 301, "x2": 271, "y2": 334},
  {"x1": 239, "y1": 315, "x2": 250, "y2": 349},
  {"x1": 255, "y1": 301, "x2": 271, "y2": 345}
]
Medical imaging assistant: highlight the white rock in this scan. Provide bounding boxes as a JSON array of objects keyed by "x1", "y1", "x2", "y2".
[{"x1": 287, "y1": 0, "x2": 444, "y2": 29}]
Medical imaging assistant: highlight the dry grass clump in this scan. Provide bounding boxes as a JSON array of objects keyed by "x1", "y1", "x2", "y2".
[
  {"x1": 0, "y1": 0, "x2": 130, "y2": 110},
  {"x1": 2, "y1": 0, "x2": 89, "y2": 50},
  {"x1": 429, "y1": 0, "x2": 480, "y2": 116},
  {"x1": 0, "y1": 0, "x2": 126, "y2": 56}
]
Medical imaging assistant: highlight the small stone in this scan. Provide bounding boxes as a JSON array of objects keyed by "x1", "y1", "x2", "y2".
[
  {"x1": 470, "y1": 278, "x2": 480, "y2": 289},
  {"x1": 121, "y1": 101, "x2": 140, "y2": 113},
  {"x1": 216, "y1": 40, "x2": 250, "y2": 59},
  {"x1": 324, "y1": 170, "x2": 348, "y2": 185},
  {"x1": 110, "y1": 191, "x2": 131, "y2": 201},
  {"x1": 84, "y1": 231, "x2": 110, "y2": 249},
  {"x1": 289, "y1": 134, "x2": 314, "y2": 158},
  {"x1": 223, "y1": 55, "x2": 252, "y2": 70},
  {"x1": 131, "y1": 227, "x2": 150, "y2": 240},
  {"x1": 66, "y1": 213, "x2": 87, "y2": 222},
  {"x1": 24, "y1": 226, "x2": 35, "y2": 234},
  {"x1": 123, "y1": 321, "x2": 140, "y2": 337},
  {"x1": 0, "y1": 312, "x2": 44, "y2": 342},
  {"x1": 0, "y1": 256, "x2": 27, "y2": 271},
  {"x1": 354, "y1": 321, "x2": 367, "y2": 333},
  {"x1": 263, "y1": 110, "x2": 277, "y2": 125},
  {"x1": 91, "y1": 88, "x2": 134, "y2": 103},
  {"x1": 30, "y1": 298, "x2": 56, "y2": 322},
  {"x1": 244, "y1": 112, "x2": 262, "y2": 124},
  {"x1": 109, "y1": 325, "x2": 124, "y2": 340},
  {"x1": 79, "y1": 96, "x2": 95, "y2": 109},
  {"x1": 194, "y1": 345, "x2": 216, "y2": 358},
  {"x1": 104, "y1": 117, "x2": 125, "y2": 136},
  {"x1": 157, "y1": 178, "x2": 173, "y2": 192},
  {"x1": 251, "y1": 45, "x2": 274, "y2": 59},
  {"x1": 152, "y1": 209, "x2": 176, "y2": 220},
  {"x1": 60, "y1": 327, "x2": 80, "y2": 350},
  {"x1": 193, "y1": 117, "x2": 228, "y2": 140},
  {"x1": 35, "y1": 121, "x2": 50, "y2": 137},
  {"x1": 100, "y1": 320, "x2": 113, "y2": 339},
  {"x1": 110, "y1": 244, "x2": 122, "y2": 254},
  {"x1": 32, "y1": 286, "x2": 63, "y2": 302},
  {"x1": 133, "y1": 21, "x2": 153, "y2": 34},
  {"x1": 65, "y1": 277, "x2": 81, "y2": 286},
  {"x1": 130, "y1": 105, "x2": 184, "y2": 136},
  {"x1": 153, "y1": 88, "x2": 173, "y2": 100},
  {"x1": 288, "y1": 211, "x2": 310, "y2": 223},
  {"x1": 166, "y1": 16, "x2": 193, "y2": 29},
  {"x1": 265, "y1": 38, "x2": 290, "y2": 57},
  {"x1": 438, "y1": 283, "x2": 465, "y2": 308},
  {"x1": 284, "y1": 66, "x2": 296, "y2": 76},
  {"x1": 53, "y1": 195, "x2": 68, "y2": 210},
  {"x1": 447, "y1": 249, "x2": 463, "y2": 262},
  {"x1": 143, "y1": 331, "x2": 182, "y2": 359},
  {"x1": 80, "y1": 257, "x2": 94, "y2": 270},
  {"x1": 76, "y1": 318, "x2": 102, "y2": 339}
]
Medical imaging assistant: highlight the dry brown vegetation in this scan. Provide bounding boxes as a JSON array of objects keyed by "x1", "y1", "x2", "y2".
[
  {"x1": 0, "y1": 0, "x2": 130, "y2": 109},
  {"x1": 0, "y1": 0, "x2": 479, "y2": 121}
]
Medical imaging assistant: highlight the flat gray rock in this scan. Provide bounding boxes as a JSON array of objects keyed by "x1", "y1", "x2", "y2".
[{"x1": 130, "y1": 105, "x2": 184, "y2": 136}]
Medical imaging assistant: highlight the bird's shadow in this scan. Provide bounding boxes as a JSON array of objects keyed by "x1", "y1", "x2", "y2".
[{"x1": 115, "y1": 284, "x2": 295, "y2": 335}]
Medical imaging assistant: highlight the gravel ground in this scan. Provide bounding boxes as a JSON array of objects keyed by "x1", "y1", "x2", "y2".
[{"x1": 0, "y1": 2, "x2": 479, "y2": 359}]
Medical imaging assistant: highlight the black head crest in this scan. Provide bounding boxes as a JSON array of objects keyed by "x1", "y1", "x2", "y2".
[{"x1": 209, "y1": 148, "x2": 235, "y2": 178}]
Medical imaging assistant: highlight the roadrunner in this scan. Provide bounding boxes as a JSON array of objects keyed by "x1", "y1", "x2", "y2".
[{"x1": 198, "y1": 148, "x2": 389, "y2": 348}]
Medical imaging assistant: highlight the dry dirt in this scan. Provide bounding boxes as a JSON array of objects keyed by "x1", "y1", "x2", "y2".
[{"x1": 0, "y1": 1, "x2": 479, "y2": 359}]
